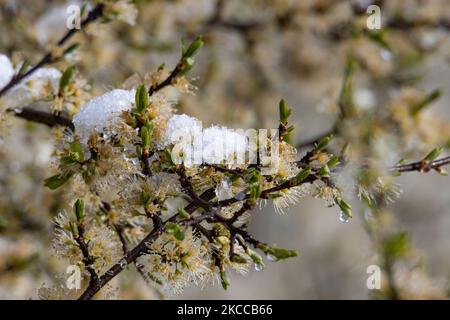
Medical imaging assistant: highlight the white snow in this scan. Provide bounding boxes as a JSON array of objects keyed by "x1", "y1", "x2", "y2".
[
  {"x1": 163, "y1": 114, "x2": 202, "y2": 146},
  {"x1": 73, "y1": 92, "x2": 248, "y2": 165},
  {"x1": 164, "y1": 114, "x2": 248, "y2": 165},
  {"x1": 73, "y1": 89, "x2": 136, "y2": 144},
  {"x1": 202, "y1": 125, "x2": 248, "y2": 164},
  {"x1": 0, "y1": 54, "x2": 14, "y2": 89}
]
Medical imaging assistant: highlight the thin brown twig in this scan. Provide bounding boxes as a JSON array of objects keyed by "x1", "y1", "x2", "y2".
[
  {"x1": 148, "y1": 63, "x2": 184, "y2": 96},
  {"x1": 391, "y1": 156, "x2": 450, "y2": 173}
]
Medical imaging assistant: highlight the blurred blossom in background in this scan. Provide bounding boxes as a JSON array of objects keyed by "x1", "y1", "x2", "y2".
[{"x1": 1, "y1": 0, "x2": 450, "y2": 299}]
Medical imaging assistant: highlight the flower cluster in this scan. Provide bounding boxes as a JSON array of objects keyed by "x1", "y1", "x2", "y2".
[{"x1": 37, "y1": 37, "x2": 353, "y2": 298}]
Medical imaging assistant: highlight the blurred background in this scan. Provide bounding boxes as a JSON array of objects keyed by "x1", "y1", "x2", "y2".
[{"x1": 1, "y1": 0, "x2": 450, "y2": 299}]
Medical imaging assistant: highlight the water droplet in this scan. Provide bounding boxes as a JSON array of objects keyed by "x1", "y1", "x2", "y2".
[
  {"x1": 234, "y1": 192, "x2": 246, "y2": 201},
  {"x1": 267, "y1": 254, "x2": 277, "y2": 262},
  {"x1": 339, "y1": 211, "x2": 350, "y2": 223},
  {"x1": 380, "y1": 49, "x2": 393, "y2": 61},
  {"x1": 216, "y1": 177, "x2": 233, "y2": 200},
  {"x1": 254, "y1": 264, "x2": 264, "y2": 272}
]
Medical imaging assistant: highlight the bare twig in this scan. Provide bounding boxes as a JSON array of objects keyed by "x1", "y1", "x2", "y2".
[{"x1": 391, "y1": 156, "x2": 450, "y2": 173}]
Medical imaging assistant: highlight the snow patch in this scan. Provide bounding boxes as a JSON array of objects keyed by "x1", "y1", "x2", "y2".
[{"x1": 73, "y1": 89, "x2": 136, "y2": 144}]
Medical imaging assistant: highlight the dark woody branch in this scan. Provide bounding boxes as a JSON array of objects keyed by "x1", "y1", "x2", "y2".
[
  {"x1": 74, "y1": 223, "x2": 99, "y2": 287},
  {"x1": 7, "y1": 106, "x2": 74, "y2": 131},
  {"x1": 78, "y1": 221, "x2": 164, "y2": 300}
]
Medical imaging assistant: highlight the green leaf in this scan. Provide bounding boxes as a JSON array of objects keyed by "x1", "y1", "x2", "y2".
[
  {"x1": 315, "y1": 134, "x2": 333, "y2": 152},
  {"x1": 177, "y1": 208, "x2": 190, "y2": 220},
  {"x1": 162, "y1": 149, "x2": 176, "y2": 169},
  {"x1": 326, "y1": 155, "x2": 340, "y2": 170},
  {"x1": 411, "y1": 89, "x2": 441, "y2": 116},
  {"x1": 61, "y1": 141, "x2": 84, "y2": 164},
  {"x1": 338, "y1": 56, "x2": 357, "y2": 117},
  {"x1": 182, "y1": 36, "x2": 204, "y2": 59},
  {"x1": 220, "y1": 269, "x2": 230, "y2": 290},
  {"x1": 180, "y1": 36, "x2": 204, "y2": 75},
  {"x1": 60, "y1": 155, "x2": 77, "y2": 165},
  {"x1": 257, "y1": 244, "x2": 299, "y2": 261},
  {"x1": 318, "y1": 164, "x2": 331, "y2": 177},
  {"x1": 367, "y1": 30, "x2": 391, "y2": 50},
  {"x1": 424, "y1": 147, "x2": 443, "y2": 162},
  {"x1": 336, "y1": 198, "x2": 352, "y2": 219},
  {"x1": 231, "y1": 254, "x2": 248, "y2": 264},
  {"x1": 59, "y1": 65, "x2": 76, "y2": 94},
  {"x1": 246, "y1": 168, "x2": 260, "y2": 184},
  {"x1": 69, "y1": 222, "x2": 79, "y2": 238},
  {"x1": 294, "y1": 166, "x2": 311, "y2": 184},
  {"x1": 164, "y1": 222, "x2": 185, "y2": 241},
  {"x1": 165, "y1": 222, "x2": 178, "y2": 233},
  {"x1": 140, "y1": 126, "x2": 151, "y2": 149},
  {"x1": 141, "y1": 192, "x2": 151, "y2": 206},
  {"x1": 74, "y1": 199, "x2": 85, "y2": 222},
  {"x1": 70, "y1": 140, "x2": 84, "y2": 162},
  {"x1": 18, "y1": 59, "x2": 30, "y2": 76},
  {"x1": 135, "y1": 84, "x2": 149, "y2": 115},
  {"x1": 44, "y1": 171, "x2": 74, "y2": 190},
  {"x1": 249, "y1": 183, "x2": 261, "y2": 200},
  {"x1": 63, "y1": 43, "x2": 80, "y2": 55},
  {"x1": 279, "y1": 98, "x2": 292, "y2": 124},
  {"x1": 247, "y1": 248, "x2": 264, "y2": 266},
  {"x1": 157, "y1": 63, "x2": 165, "y2": 71},
  {"x1": 136, "y1": 145, "x2": 143, "y2": 158},
  {"x1": 174, "y1": 229, "x2": 185, "y2": 241}
]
